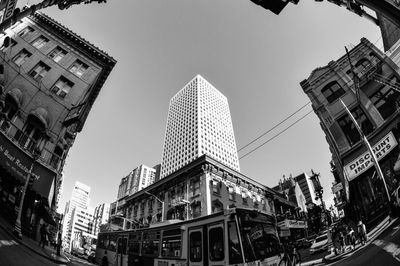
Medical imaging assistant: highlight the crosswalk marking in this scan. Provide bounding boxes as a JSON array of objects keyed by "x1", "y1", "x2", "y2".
[
  {"x1": 0, "y1": 239, "x2": 18, "y2": 247},
  {"x1": 372, "y1": 239, "x2": 400, "y2": 262}
]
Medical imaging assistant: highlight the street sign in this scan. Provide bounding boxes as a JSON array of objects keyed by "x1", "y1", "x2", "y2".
[{"x1": 2, "y1": 0, "x2": 17, "y2": 23}]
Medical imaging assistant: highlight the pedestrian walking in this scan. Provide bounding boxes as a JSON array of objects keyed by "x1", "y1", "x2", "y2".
[
  {"x1": 338, "y1": 231, "x2": 345, "y2": 253},
  {"x1": 357, "y1": 221, "x2": 367, "y2": 245},
  {"x1": 39, "y1": 224, "x2": 48, "y2": 248},
  {"x1": 348, "y1": 228, "x2": 356, "y2": 250}
]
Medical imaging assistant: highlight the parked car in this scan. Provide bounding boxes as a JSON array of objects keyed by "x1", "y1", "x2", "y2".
[
  {"x1": 309, "y1": 233, "x2": 329, "y2": 255},
  {"x1": 296, "y1": 238, "x2": 312, "y2": 249}
]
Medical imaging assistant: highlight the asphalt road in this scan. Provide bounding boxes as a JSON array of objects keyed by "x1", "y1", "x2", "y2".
[
  {"x1": 0, "y1": 227, "x2": 95, "y2": 266},
  {"x1": 332, "y1": 220, "x2": 400, "y2": 266}
]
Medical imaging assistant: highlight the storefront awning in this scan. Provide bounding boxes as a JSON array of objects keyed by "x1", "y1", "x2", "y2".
[{"x1": 5, "y1": 88, "x2": 23, "y2": 108}]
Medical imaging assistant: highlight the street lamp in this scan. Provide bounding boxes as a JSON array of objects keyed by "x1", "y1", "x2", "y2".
[
  {"x1": 13, "y1": 151, "x2": 40, "y2": 239},
  {"x1": 144, "y1": 191, "x2": 164, "y2": 222}
]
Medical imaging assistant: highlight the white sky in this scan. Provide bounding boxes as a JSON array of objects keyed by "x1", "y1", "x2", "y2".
[{"x1": 19, "y1": 1, "x2": 384, "y2": 212}]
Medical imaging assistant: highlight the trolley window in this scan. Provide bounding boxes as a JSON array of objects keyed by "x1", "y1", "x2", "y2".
[
  {"x1": 142, "y1": 231, "x2": 160, "y2": 256},
  {"x1": 128, "y1": 232, "x2": 141, "y2": 254},
  {"x1": 209, "y1": 226, "x2": 224, "y2": 261},
  {"x1": 189, "y1": 231, "x2": 202, "y2": 262},
  {"x1": 228, "y1": 221, "x2": 243, "y2": 264},
  {"x1": 109, "y1": 235, "x2": 117, "y2": 252},
  {"x1": 161, "y1": 228, "x2": 182, "y2": 258}
]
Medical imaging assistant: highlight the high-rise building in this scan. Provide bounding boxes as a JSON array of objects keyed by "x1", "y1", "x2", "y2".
[
  {"x1": 160, "y1": 75, "x2": 240, "y2": 178},
  {"x1": 294, "y1": 173, "x2": 318, "y2": 207},
  {"x1": 93, "y1": 203, "x2": 110, "y2": 236},
  {"x1": 62, "y1": 181, "x2": 90, "y2": 251}
]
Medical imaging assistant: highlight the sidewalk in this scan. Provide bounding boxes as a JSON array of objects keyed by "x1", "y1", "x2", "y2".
[
  {"x1": 0, "y1": 214, "x2": 69, "y2": 264},
  {"x1": 300, "y1": 216, "x2": 398, "y2": 266}
]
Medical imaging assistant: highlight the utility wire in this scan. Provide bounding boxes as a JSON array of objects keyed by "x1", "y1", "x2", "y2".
[
  {"x1": 239, "y1": 109, "x2": 314, "y2": 160},
  {"x1": 238, "y1": 102, "x2": 311, "y2": 152}
]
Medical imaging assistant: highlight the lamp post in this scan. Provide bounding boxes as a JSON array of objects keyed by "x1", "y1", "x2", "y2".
[
  {"x1": 13, "y1": 152, "x2": 40, "y2": 239},
  {"x1": 144, "y1": 191, "x2": 164, "y2": 222}
]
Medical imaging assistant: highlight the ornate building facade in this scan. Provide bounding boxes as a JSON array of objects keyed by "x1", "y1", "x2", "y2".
[{"x1": 0, "y1": 12, "x2": 115, "y2": 237}]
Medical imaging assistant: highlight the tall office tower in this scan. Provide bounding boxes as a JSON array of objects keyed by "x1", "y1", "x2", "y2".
[
  {"x1": 93, "y1": 203, "x2": 110, "y2": 236},
  {"x1": 160, "y1": 75, "x2": 240, "y2": 178},
  {"x1": 62, "y1": 181, "x2": 91, "y2": 251}
]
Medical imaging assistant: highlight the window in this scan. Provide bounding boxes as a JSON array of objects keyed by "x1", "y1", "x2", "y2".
[
  {"x1": 128, "y1": 233, "x2": 141, "y2": 254},
  {"x1": 50, "y1": 76, "x2": 74, "y2": 99},
  {"x1": 337, "y1": 106, "x2": 374, "y2": 146},
  {"x1": 355, "y1": 58, "x2": 371, "y2": 76},
  {"x1": 228, "y1": 221, "x2": 243, "y2": 264},
  {"x1": 368, "y1": 77, "x2": 400, "y2": 120},
  {"x1": 212, "y1": 180, "x2": 221, "y2": 195},
  {"x1": 48, "y1": 46, "x2": 67, "y2": 63},
  {"x1": 29, "y1": 61, "x2": 50, "y2": 81},
  {"x1": 192, "y1": 201, "x2": 201, "y2": 218},
  {"x1": 191, "y1": 177, "x2": 200, "y2": 197},
  {"x1": 18, "y1": 26, "x2": 34, "y2": 37},
  {"x1": 209, "y1": 226, "x2": 224, "y2": 261},
  {"x1": 189, "y1": 231, "x2": 202, "y2": 262},
  {"x1": 31, "y1": 35, "x2": 49, "y2": 49},
  {"x1": 69, "y1": 59, "x2": 88, "y2": 77},
  {"x1": 161, "y1": 229, "x2": 181, "y2": 258},
  {"x1": 142, "y1": 231, "x2": 160, "y2": 256},
  {"x1": 321, "y1": 81, "x2": 345, "y2": 104},
  {"x1": 228, "y1": 186, "x2": 236, "y2": 201},
  {"x1": 13, "y1": 49, "x2": 32, "y2": 66}
]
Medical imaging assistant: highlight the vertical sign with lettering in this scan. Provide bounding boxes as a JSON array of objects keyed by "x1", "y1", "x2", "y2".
[{"x1": 2, "y1": 0, "x2": 17, "y2": 23}]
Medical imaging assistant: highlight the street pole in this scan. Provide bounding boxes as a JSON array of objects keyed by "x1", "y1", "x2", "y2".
[
  {"x1": 339, "y1": 99, "x2": 391, "y2": 202},
  {"x1": 13, "y1": 160, "x2": 35, "y2": 239}
]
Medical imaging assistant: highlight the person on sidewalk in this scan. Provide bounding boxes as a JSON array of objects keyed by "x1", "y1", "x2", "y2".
[
  {"x1": 357, "y1": 221, "x2": 367, "y2": 245},
  {"x1": 348, "y1": 228, "x2": 356, "y2": 250},
  {"x1": 39, "y1": 224, "x2": 48, "y2": 248}
]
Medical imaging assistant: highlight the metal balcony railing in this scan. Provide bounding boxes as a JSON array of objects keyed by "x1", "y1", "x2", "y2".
[{"x1": 0, "y1": 118, "x2": 63, "y2": 172}]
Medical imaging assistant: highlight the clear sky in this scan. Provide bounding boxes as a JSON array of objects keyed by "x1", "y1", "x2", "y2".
[{"x1": 19, "y1": 1, "x2": 383, "y2": 212}]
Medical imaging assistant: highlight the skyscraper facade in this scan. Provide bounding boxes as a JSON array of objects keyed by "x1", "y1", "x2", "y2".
[
  {"x1": 160, "y1": 75, "x2": 240, "y2": 178},
  {"x1": 62, "y1": 181, "x2": 91, "y2": 251}
]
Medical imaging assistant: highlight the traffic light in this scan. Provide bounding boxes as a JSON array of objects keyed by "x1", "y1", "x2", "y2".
[
  {"x1": 250, "y1": 0, "x2": 290, "y2": 15},
  {"x1": 28, "y1": 174, "x2": 35, "y2": 187}
]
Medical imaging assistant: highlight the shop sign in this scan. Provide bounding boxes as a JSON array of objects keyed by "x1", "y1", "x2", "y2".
[
  {"x1": 279, "y1": 228, "x2": 290, "y2": 237},
  {"x1": 344, "y1": 132, "x2": 397, "y2": 181},
  {"x1": 332, "y1": 183, "x2": 343, "y2": 194},
  {"x1": 286, "y1": 219, "x2": 307, "y2": 229},
  {"x1": 278, "y1": 219, "x2": 307, "y2": 229},
  {"x1": 0, "y1": 133, "x2": 56, "y2": 198}
]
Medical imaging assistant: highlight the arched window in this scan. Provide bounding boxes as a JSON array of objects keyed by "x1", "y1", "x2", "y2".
[
  {"x1": 16, "y1": 107, "x2": 49, "y2": 154},
  {"x1": 321, "y1": 81, "x2": 345, "y2": 104},
  {"x1": 3, "y1": 88, "x2": 23, "y2": 120}
]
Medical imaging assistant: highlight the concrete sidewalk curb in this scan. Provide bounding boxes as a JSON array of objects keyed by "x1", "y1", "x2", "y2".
[
  {"x1": 322, "y1": 216, "x2": 398, "y2": 265},
  {"x1": 0, "y1": 220, "x2": 70, "y2": 264}
]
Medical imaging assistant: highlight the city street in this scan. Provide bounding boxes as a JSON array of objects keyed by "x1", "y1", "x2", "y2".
[
  {"x1": 332, "y1": 220, "x2": 400, "y2": 265},
  {"x1": 0, "y1": 227, "x2": 93, "y2": 266}
]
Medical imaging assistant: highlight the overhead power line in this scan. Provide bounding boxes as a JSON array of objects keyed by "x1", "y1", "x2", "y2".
[
  {"x1": 239, "y1": 109, "x2": 314, "y2": 160},
  {"x1": 238, "y1": 102, "x2": 311, "y2": 152}
]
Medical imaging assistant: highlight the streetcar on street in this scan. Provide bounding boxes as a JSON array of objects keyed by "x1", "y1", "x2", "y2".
[{"x1": 95, "y1": 207, "x2": 281, "y2": 266}]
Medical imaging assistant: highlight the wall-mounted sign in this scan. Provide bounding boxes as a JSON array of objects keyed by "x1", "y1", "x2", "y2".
[
  {"x1": 0, "y1": 132, "x2": 56, "y2": 198},
  {"x1": 344, "y1": 132, "x2": 397, "y2": 181}
]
